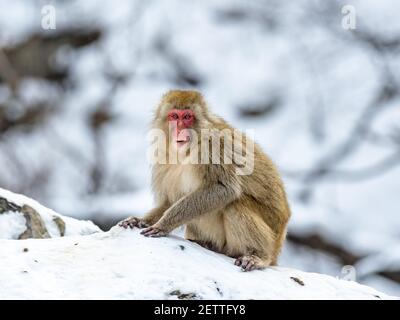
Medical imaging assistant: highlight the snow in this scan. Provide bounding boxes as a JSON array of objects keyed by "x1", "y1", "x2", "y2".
[
  {"x1": 0, "y1": 188, "x2": 101, "y2": 239},
  {"x1": 0, "y1": 212, "x2": 26, "y2": 239},
  {"x1": 0, "y1": 189, "x2": 398, "y2": 300},
  {"x1": 0, "y1": 225, "x2": 397, "y2": 300}
]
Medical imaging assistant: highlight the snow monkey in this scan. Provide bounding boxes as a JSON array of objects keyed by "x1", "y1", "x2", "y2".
[{"x1": 120, "y1": 90, "x2": 291, "y2": 271}]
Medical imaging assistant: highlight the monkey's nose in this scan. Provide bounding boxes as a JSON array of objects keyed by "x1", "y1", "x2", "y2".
[{"x1": 177, "y1": 121, "x2": 185, "y2": 130}]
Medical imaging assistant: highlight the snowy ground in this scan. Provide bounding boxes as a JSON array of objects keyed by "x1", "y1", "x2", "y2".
[
  {"x1": 0, "y1": 188, "x2": 398, "y2": 300},
  {"x1": 0, "y1": 226, "x2": 397, "y2": 300}
]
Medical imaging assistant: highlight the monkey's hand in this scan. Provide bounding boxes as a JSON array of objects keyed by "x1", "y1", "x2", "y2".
[
  {"x1": 140, "y1": 225, "x2": 169, "y2": 238},
  {"x1": 119, "y1": 217, "x2": 149, "y2": 229}
]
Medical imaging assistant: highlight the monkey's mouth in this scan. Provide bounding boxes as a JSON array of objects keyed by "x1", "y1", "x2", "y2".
[
  {"x1": 176, "y1": 137, "x2": 190, "y2": 146},
  {"x1": 175, "y1": 129, "x2": 191, "y2": 146}
]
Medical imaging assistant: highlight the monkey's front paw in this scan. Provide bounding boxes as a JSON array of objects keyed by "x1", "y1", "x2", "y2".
[
  {"x1": 140, "y1": 226, "x2": 168, "y2": 238},
  {"x1": 119, "y1": 217, "x2": 149, "y2": 229},
  {"x1": 234, "y1": 255, "x2": 266, "y2": 272}
]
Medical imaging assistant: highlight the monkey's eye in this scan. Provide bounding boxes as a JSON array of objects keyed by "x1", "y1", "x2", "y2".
[
  {"x1": 183, "y1": 114, "x2": 192, "y2": 120},
  {"x1": 169, "y1": 113, "x2": 179, "y2": 120}
]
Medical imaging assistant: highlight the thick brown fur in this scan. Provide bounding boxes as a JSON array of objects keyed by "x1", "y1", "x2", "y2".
[{"x1": 120, "y1": 90, "x2": 291, "y2": 271}]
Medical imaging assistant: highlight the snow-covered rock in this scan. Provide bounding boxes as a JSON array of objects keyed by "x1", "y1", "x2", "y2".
[{"x1": 0, "y1": 188, "x2": 101, "y2": 239}]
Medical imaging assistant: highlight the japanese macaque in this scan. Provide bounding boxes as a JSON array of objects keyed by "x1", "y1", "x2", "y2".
[{"x1": 120, "y1": 90, "x2": 291, "y2": 271}]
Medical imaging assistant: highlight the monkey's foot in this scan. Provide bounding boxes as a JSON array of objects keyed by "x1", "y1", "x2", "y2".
[
  {"x1": 234, "y1": 255, "x2": 267, "y2": 272},
  {"x1": 119, "y1": 217, "x2": 149, "y2": 229},
  {"x1": 140, "y1": 226, "x2": 168, "y2": 238}
]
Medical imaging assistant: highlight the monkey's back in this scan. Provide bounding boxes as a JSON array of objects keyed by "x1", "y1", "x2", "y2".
[
  {"x1": 215, "y1": 118, "x2": 290, "y2": 225},
  {"x1": 213, "y1": 119, "x2": 291, "y2": 259},
  {"x1": 241, "y1": 143, "x2": 291, "y2": 223}
]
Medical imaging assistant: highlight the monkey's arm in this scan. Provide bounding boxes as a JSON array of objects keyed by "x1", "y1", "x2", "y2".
[
  {"x1": 142, "y1": 203, "x2": 170, "y2": 225},
  {"x1": 141, "y1": 182, "x2": 239, "y2": 237}
]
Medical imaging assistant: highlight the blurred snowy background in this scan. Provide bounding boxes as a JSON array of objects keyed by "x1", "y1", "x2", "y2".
[{"x1": 0, "y1": 0, "x2": 399, "y2": 295}]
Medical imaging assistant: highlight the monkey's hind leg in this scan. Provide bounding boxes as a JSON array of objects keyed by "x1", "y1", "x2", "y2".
[
  {"x1": 223, "y1": 204, "x2": 276, "y2": 272},
  {"x1": 185, "y1": 224, "x2": 222, "y2": 253}
]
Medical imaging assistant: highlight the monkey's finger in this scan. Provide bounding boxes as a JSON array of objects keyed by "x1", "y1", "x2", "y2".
[
  {"x1": 128, "y1": 221, "x2": 138, "y2": 229},
  {"x1": 244, "y1": 261, "x2": 255, "y2": 272},
  {"x1": 137, "y1": 221, "x2": 149, "y2": 228},
  {"x1": 149, "y1": 230, "x2": 167, "y2": 238},
  {"x1": 119, "y1": 217, "x2": 139, "y2": 229},
  {"x1": 149, "y1": 233, "x2": 161, "y2": 237},
  {"x1": 141, "y1": 227, "x2": 159, "y2": 236},
  {"x1": 119, "y1": 221, "x2": 129, "y2": 228},
  {"x1": 234, "y1": 258, "x2": 242, "y2": 266},
  {"x1": 240, "y1": 258, "x2": 251, "y2": 270}
]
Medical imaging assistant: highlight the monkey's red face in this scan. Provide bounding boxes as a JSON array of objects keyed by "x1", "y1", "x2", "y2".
[{"x1": 167, "y1": 109, "x2": 195, "y2": 147}]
